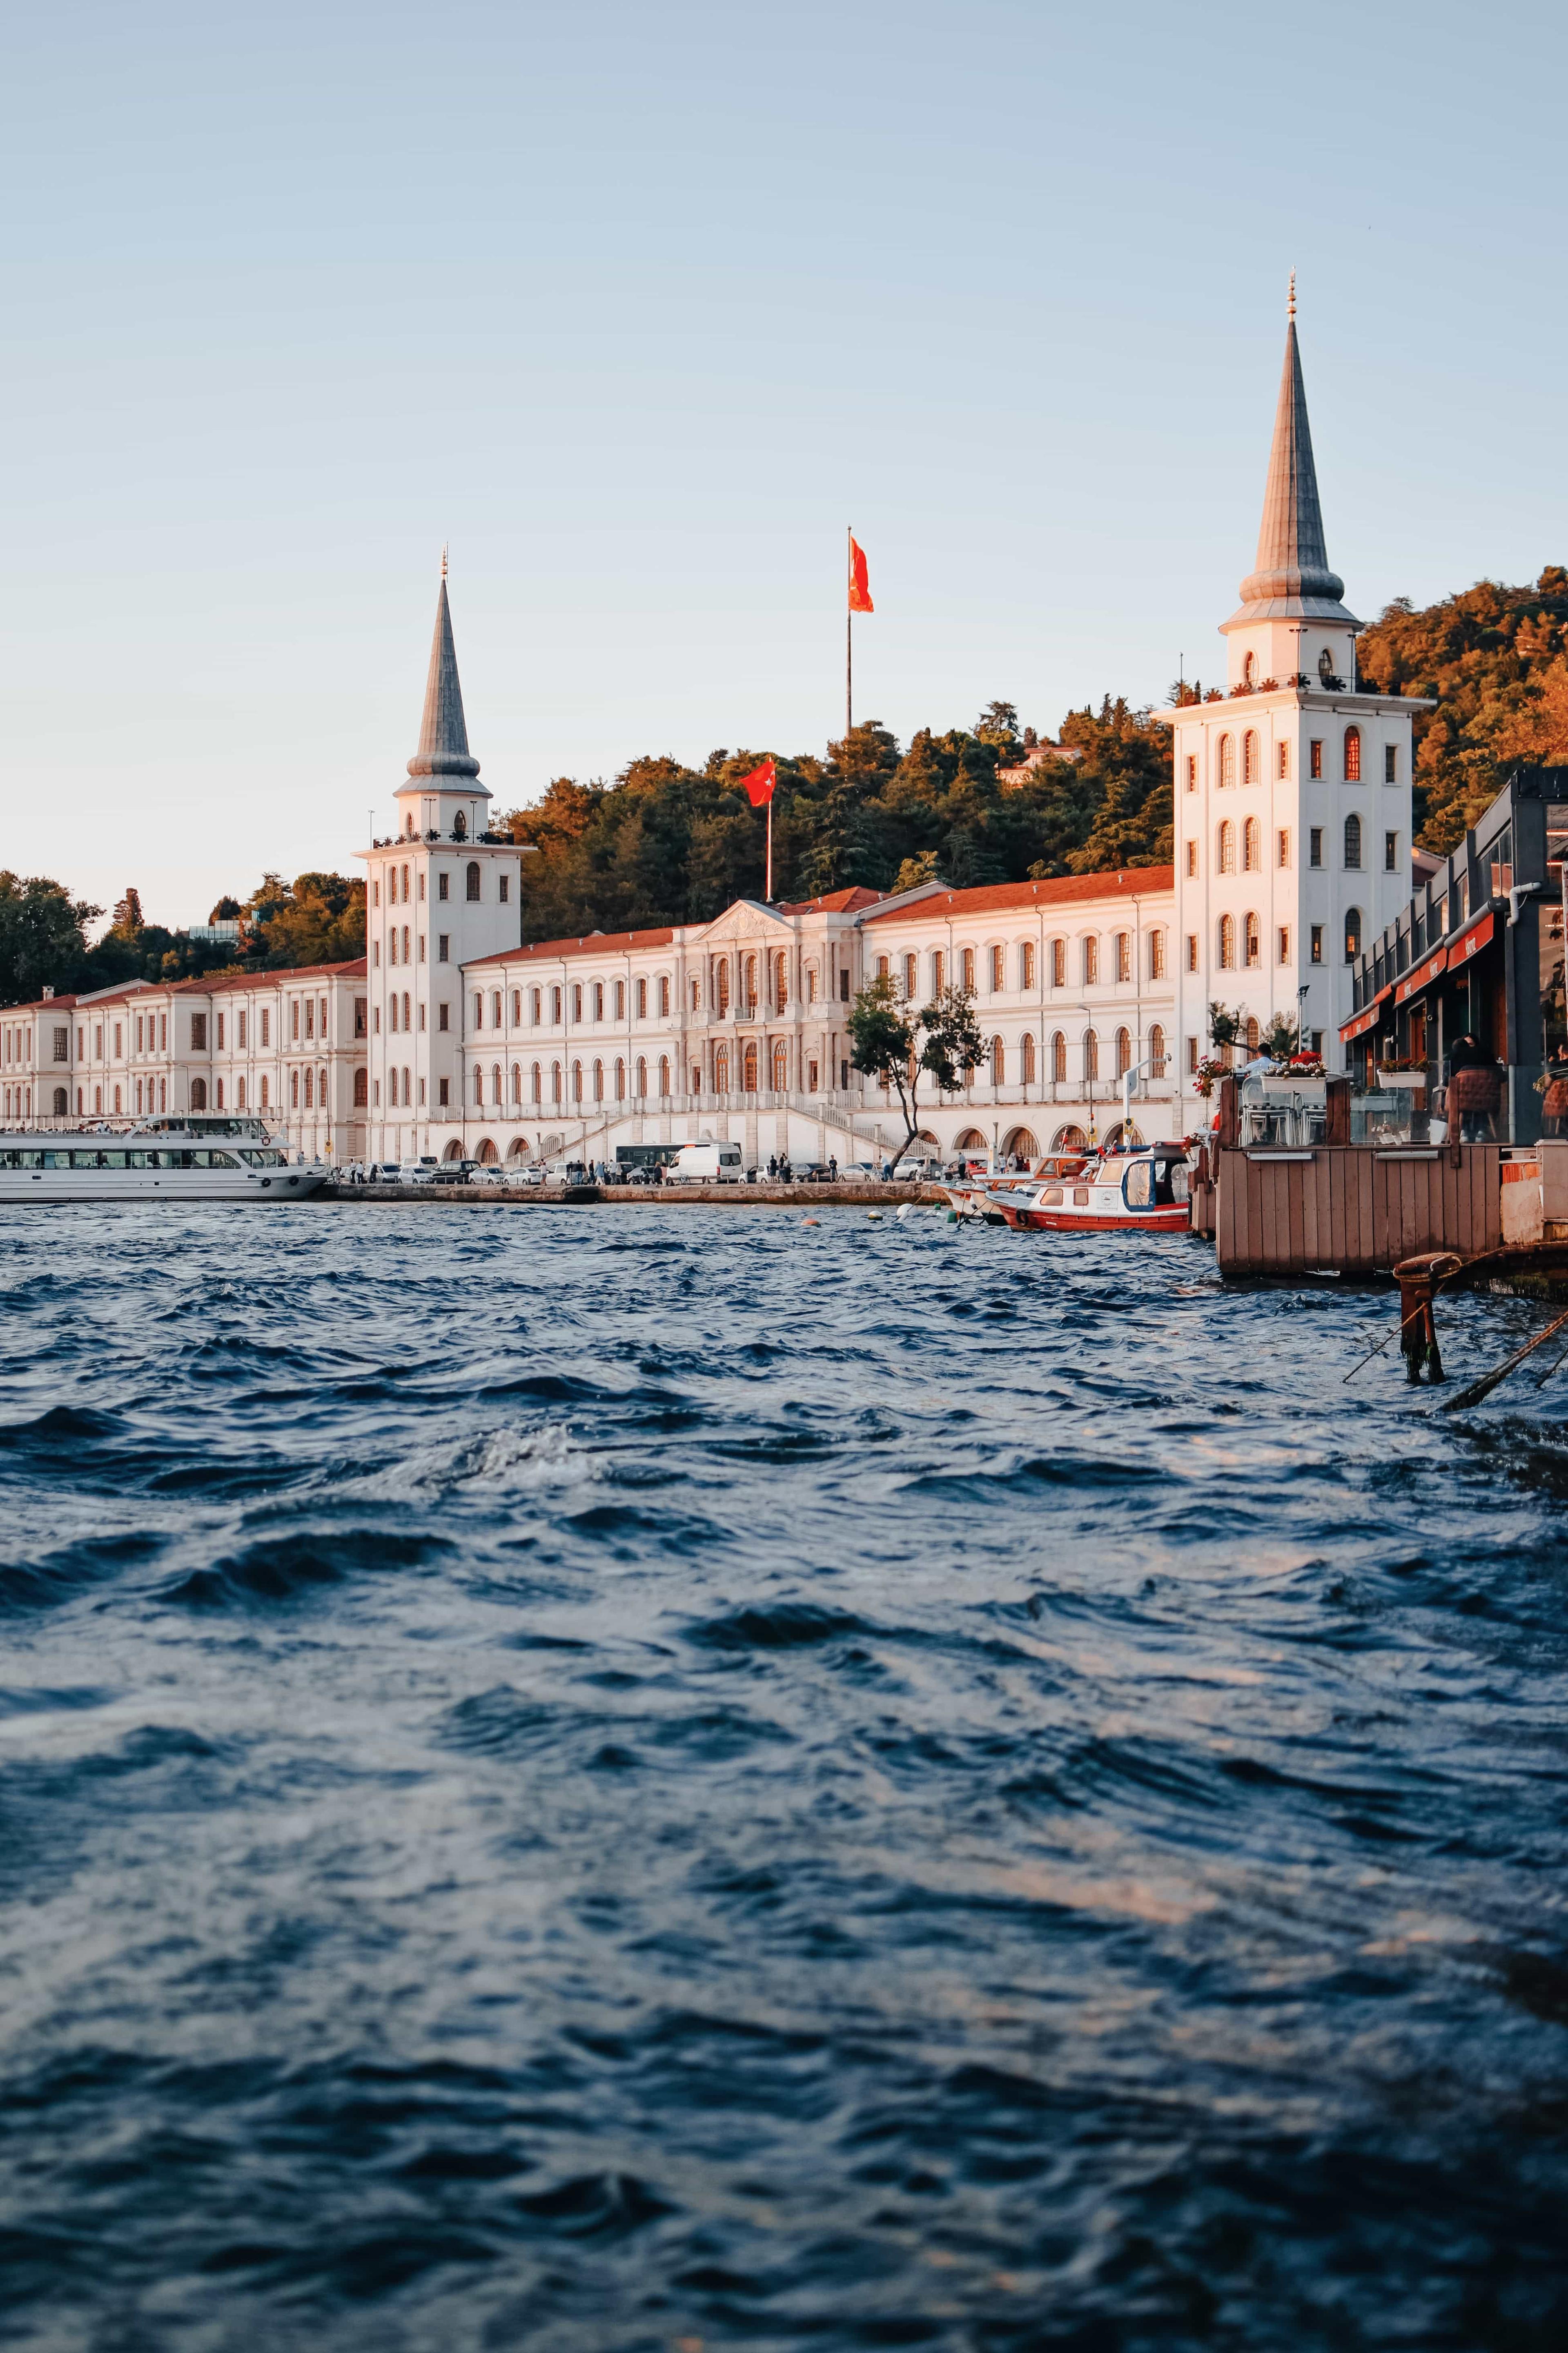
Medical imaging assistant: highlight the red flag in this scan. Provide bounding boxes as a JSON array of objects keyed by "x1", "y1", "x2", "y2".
[
  {"x1": 739, "y1": 756, "x2": 776, "y2": 808},
  {"x1": 848, "y1": 535, "x2": 873, "y2": 613}
]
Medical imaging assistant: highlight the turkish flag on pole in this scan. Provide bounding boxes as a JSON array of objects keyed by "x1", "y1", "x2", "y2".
[
  {"x1": 848, "y1": 535, "x2": 873, "y2": 613},
  {"x1": 739, "y1": 757, "x2": 776, "y2": 808}
]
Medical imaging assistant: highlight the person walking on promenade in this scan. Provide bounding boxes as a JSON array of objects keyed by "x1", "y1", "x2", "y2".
[{"x1": 1447, "y1": 1032, "x2": 1503, "y2": 1142}]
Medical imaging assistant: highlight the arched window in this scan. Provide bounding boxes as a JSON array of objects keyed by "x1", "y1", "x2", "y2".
[
  {"x1": 215, "y1": 1079, "x2": 225, "y2": 1111},
  {"x1": 991, "y1": 1035, "x2": 1005, "y2": 1084},
  {"x1": 743, "y1": 1041, "x2": 758, "y2": 1092},
  {"x1": 1318, "y1": 646, "x2": 1335, "y2": 683},
  {"x1": 1021, "y1": 941, "x2": 1036, "y2": 989},
  {"x1": 551, "y1": 1060, "x2": 561, "y2": 1103},
  {"x1": 613, "y1": 1057, "x2": 625, "y2": 1098},
  {"x1": 636, "y1": 1056, "x2": 647, "y2": 1097},
  {"x1": 304, "y1": 1068, "x2": 313, "y2": 1108},
  {"x1": 1115, "y1": 1026, "x2": 1131, "y2": 1077},
  {"x1": 1245, "y1": 1018, "x2": 1261, "y2": 1053},
  {"x1": 714, "y1": 1043, "x2": 730, "y2": 1094},
  {"x1": 259, "y1": 1076, "x2": 268, "y2": 1109},
  {"x1": 491, "y1": 1063, "x2": 502, "y2": 1103},
  {"x1": 1218, "y1": 734, "x2": 1235, "y2": 788},
  {"x1": 772, "y1": 1040, "x2": 788, "y2": 1091},
  {"x1": 715, "y1": 959, "x2": 731, "y2": 1015},
  {"x1": 744, "y1": 955, "x2": 757, "y2": 1010},
  {"x1": 1245, "y1": 912, "x2": 1261, "y2": 968},
  {"x1": 114, "y1": 1085, "x2": 123, "y2": 1114},
  {"x1": 1082, "y1": 937, "x2": 1098, "y2": 985},
  {"x1": 931, "y1": 951, "x2": 945, "y2": 996},
  {"x1": 1218, "y1": 913, "x2": 1236, "y2": 969},
  {"x1": 465, "y1": 860, "x2": 480, "y2": 901},
  {"x1": 1218, "y1": 820, "x2": 1236, "y2": 873},
  {"x1": 1243, "y1": 816, "x2": 1260, "y2": 872},
  {"x1": 290, "y1": 1071, "x2": 299, "y2": 1108},
  {"x1": 1050, "y1": 937, "x2": 1065, "y2": 988},
  {"x1": 659, "y1": 1055, "x2": 671, "y2": 1097},
  {"x1": 472, "y1": 1068, "x2": 483, "y2": 1106},
  {"x1": 237, "y1": 1078, "x2": 247, "y2": 1111},
  {"x1": 1344, "y1": 726, "x2": 1361, "y2": 781},
  {"x1": 531, "y1": 1062, "x2": 541, "y2": 1103},
  {"x1": 1149, "y1": 1023, "x2": 1166, "y2": 1076},
  {"x1": 52, "y1": 1086, "x2": 67, "y2": 1117},
  {"x1": 571, "y1": 1060, "x2": 582, "y2": 1104},
  {"x1": 1021, "y1": 1033, "x2": 1036, "y2": 1082},
  {"x1": 903, "y1": 953, "x2": 917, "y2": 999},
  {"x1": 1243, "y1": 651, "x2": 1256, "y2": 687},
  {"x1": 1051, "y1": 1030, "x2": 1067, "y2": 1083},
  {"x1": 452, "y1": 810, "x2": 467, "y2": 839},
  {"x1": 512, "y1": 991, "x2": 521, "y2": 1025},
  {"x1": 1344, "y1": 814, "x2": 1362, "y2": 869},
  {"x1": 615, "y1": 979, "x2": 626, "y2": 1019},
  {"x1": 1115, "y1": 931, "x2": 1130, "y2": 982},
  {"x1": 511, "y1": 1062, "x2": 522, "y2": 1102},
  {"x1": 1243, "y1": 729, "x2": 1259, "y2": 784},
  {"x1": 961, "y1": 947, "x2": 976, "y2": 993},
  {"x1": 1083, "y1": 1029, "x2": 1099, "y2": 1081},
  {"x1": 1345, "y1": 907, "x2": 1363, "y2": 963},
  {"x1": 592, "y1": 1059, "x2": 603, "y2": 1102},
  {"x1": 352, "y1": 1067, "x2": 366, "y2": 1108}
]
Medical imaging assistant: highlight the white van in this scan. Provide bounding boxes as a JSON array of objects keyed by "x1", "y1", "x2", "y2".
[{"x1": 671, "y1": 1142, "x2": 744, "y2": 1183}]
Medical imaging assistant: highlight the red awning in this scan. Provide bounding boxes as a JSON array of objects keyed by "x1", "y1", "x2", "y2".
[
  {"x1": 1394, "y1": 945, "x2": 1448, "y2": 1006},
  {"x1": 1341, "y1": 990, "x2": 1390, "y2": 1043},
  {"x1": 1446, "y1": 908, "x2": 1495, "y2": 970}
]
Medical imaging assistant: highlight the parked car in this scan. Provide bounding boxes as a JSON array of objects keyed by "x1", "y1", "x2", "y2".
[
  {"x1": 432, "y1": 1160, "x2": 481, "y2": 1184},
  {"x1": 670, "y1": 1142, "x2": 744, "y2": 1183},
  {"x1": 366, "y1": 1162, "x2": 403, "y2": 1184},
  {"x1": 470, "y1": 1165, "x2": 511, "y2": 1187},
  {"x1": 796, "y1": 1161, "x2": 835, "y2": 1183},
  {"x1": 547, "y1": 1159, "x2": 589, "y2": 1185},
  {"x1": 505, "y1": 1162, "x2": 547, "y2": 1188}
]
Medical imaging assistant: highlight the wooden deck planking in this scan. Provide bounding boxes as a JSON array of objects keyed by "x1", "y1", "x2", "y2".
[{"x1": 1215, "y1": 1146, "x2": 1507, "y2": 1277}]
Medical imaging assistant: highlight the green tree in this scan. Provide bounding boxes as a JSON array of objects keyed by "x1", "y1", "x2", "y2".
[
  {"x1": 239, "y1": 871, "x2": 365, "y2": 968},
  {"x1": 847, "y1": 976, "x2": 987, "y2": 1173},
  {"x1": 0, "y1": 874, "x2": 102, "y2": 1006}
]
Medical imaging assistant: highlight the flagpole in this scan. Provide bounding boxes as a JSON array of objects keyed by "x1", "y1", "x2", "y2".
[
  {"x1": 766, "y1": 797, "x2": 773, "y2": 904},
  {"x1": 846, "y1": 524, "x2": 853, "y2": 740}
]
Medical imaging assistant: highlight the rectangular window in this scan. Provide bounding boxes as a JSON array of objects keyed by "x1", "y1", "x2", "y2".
[
  {"x1": 438, "y1": 872, "x2": 449, "y2": 901},
  {"x1": 52, "y1": 1027, "x2": 67, "y2": 1062},
  {"x1": 1278, "y1": 926, "x2": 1291, "y2": 966},
  {"x1": 238, "y1": 1011, "x2": 248, "y2": 1047},
  {"x1": 351, "y1": 1001, "x2": 363, "y2": 1039},
  {"x1": 1310, "y1": 739, "x2": 1323, "y2": 778},
  {"x1": 593, "y1": 982, "x2": 604, "y2": 1020},
  {"x1": 372, "y1": 1006, "x2": 379, "y2": 1033},
  {"x1": 637, "y1": 977, "x2": 647, "y2": 1017},
  {"x1": 1385, "y1": 830, "x2": 1399, "y2": 872},
  {"x1": 304, "y1": 999, "x2": 314, "y2": 1041},
  {"x1": 372, "y1": 1078, "x2": 380, "y2": 1106},
  {"x1": 1309, "y1": 827, "x2": 1323, "y2": 868},
  {"x1": 259, "y1": 1009, "x2": 269, "y2": 1047},
  {"x1": 419, "y1": 872, "x2": 426, "y2": 900},
  {"x1": 530, "y1": 988, "x2": 541, "y2": 1023},
  {"x1": 1184, "y1": 754, "x2": 1196, "y2": 792},
  {"x1": 551, "y1": 986, "x2": 562, "y2": 1022},
  {"x1": 372, "y1": 879, "x2": 380, "y2": 908},
  {"x1": 838, "y1": 969, "x2": 850, "y2": 1002},
  {"x1": 418, "y1": 1004, "x2": 426, "y2": 1031},
  {"x1": 438, "y1": 1003, "x2": 449, "y2": 1031},
  {"x1": 1384, "y1": 743, "x2": 1397, "y2": 783},
  {"x1": 499, "y1": 874, "x2": 510, "y2": 903},
  {"x1": 216, "y1": 1013, "x2": 225, "y2": 1050},
  {"x1": 439, "y1": 1077, "x2": 450, "y2": 1106},
  {"x1": 1310, "y1": 925, "x2": 1324, "y2": 965},
  {"x1": 1277, "y1": 828, "x2": 1291, "y2": 868},
  {"x1": 1277, "y1": 742, "x2": 1290, "y2": 779},
  {"x1": 438, "y1": 935, "x2": 449, "y2": 962},
  {"x1": 572, "y1": 984, "x2": 582, "y2": 1022},
  {"x1": 114, "y1": 1023, "x2": 122, "y2": 1056},
  {"x1": 419, "y1": 934, "x2": 425, "y2": 962},
  {"x1": 291, "y1": 1001, "x2": 299, "y2": 1041},
  {"x1": 659, "y1": 975, "x2": 670, "y2": 1016},
  {"x1": 190, "y1": 1015, "x2": 206, "y2": 1050},
  {"x1": 1187, "y1": 1036, "x2": 1199, "y2": 1073},
  {"x1": 1185, "y1": 840, "x2": 1198, "y2": 877},
  {"x1": 473, "y1": 994, "x2": 483, "y2": 1029},
  {"x1": 135, "y1": 1016, "x2": 143, "y2": 1053},
  {"x1": 418, "y1": 1077, "x2": 426, "y2": 1104},
  {"x1": 1185, "y1": 933, "x2": 1198, "y2": 973}
]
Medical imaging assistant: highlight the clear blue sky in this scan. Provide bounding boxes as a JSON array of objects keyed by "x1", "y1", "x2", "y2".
[{"x1": 3, "y1": 0, "x2": 1564, "y2": 928}]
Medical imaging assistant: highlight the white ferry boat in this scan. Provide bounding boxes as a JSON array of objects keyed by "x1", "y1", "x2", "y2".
[{"x1": 0, "y1": 1117, "x2": 330, "y2": 1204}]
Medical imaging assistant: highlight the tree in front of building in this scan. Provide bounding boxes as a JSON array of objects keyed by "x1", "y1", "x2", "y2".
[{"x1": 847, "y1": 977, "x2": 987, "y2": 1175}]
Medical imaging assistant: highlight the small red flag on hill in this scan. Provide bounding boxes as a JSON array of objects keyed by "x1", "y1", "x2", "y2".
[
  {"x1": 739, "y1": 757, "x2": 776, "y2": 808},
  {"x1": 848, "y1": 535, "x2": 873, "y2": 613}
]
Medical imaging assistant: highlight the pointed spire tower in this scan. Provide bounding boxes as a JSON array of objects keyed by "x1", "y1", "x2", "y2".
[
  {"x1": 395, "y1": 553, "x2": 490, "y2": 838},
  {"x1": 1223, "y1": 278, "x2": 1359, "y2": 661}
]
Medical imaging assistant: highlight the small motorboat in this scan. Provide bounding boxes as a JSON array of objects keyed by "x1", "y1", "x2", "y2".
[{"x1": 942, "y1": 1148, "x2": 1191, "y2": 1234}]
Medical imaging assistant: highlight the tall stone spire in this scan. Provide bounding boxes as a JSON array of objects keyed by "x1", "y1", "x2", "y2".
[
  {"x1": 1225, "y1": 288, "x2": 1359, "y2": 629},
  {"x1": 407, "y1": 565, "x2": 481, "y2": 779}
]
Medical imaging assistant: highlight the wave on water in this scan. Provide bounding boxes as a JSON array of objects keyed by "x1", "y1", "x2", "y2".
[{"x1": 0, "y1": 1200, "x2": 1566, "y2": 2349}]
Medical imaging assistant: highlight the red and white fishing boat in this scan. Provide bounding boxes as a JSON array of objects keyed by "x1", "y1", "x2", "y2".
[{"x1": 943, "y1": 1147, "x2": 1191, "y2": 1233}]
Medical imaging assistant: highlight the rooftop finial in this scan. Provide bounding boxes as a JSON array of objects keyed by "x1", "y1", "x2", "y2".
[
  {"x1": 441, "y1": 542, "x2": 448, "y2": 580},
  {"x1": 1288, "y1": 268, "x2": 1296, "y2": 321}
]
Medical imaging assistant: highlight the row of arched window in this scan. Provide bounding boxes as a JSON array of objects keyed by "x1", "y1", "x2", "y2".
[
  {"x1": 1203, "y1": 725, "x2": 1368, "y2": 787},
  {"x1": 880, "y1": 932, "x2": 1167, "y2": 999}
]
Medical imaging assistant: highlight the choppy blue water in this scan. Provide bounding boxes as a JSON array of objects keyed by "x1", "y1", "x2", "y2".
[{"x1": 2, "y1": 1202, "x2": 1568, "y2": 2351}]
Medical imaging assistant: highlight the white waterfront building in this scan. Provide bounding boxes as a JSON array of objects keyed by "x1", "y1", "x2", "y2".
[{"x1": 4, "y1": 302, "x2": 1421, "y2": 1164}]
